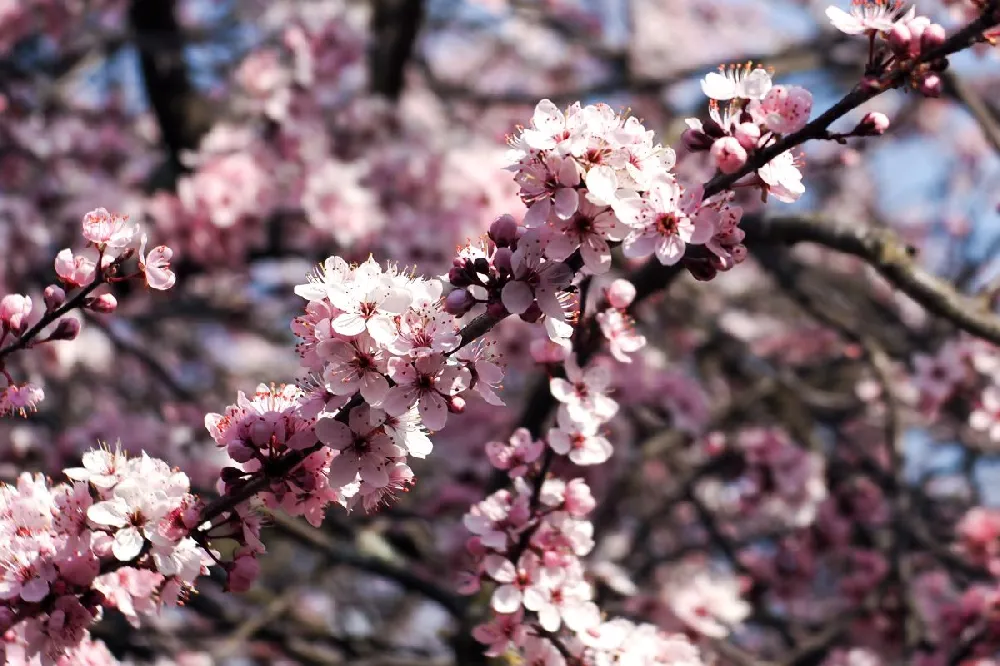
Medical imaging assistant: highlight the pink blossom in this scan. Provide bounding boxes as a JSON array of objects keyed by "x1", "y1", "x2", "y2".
[
  {"x1": 138, "y1": 235, "x2": 176, "y2": 291},
  {"x1": 80, "y1": 208, "x2": 137, "y2": 258},
  {"x1": 486, "y1": 428, "x2": 545, "y2": 476},
  {"x1": 549, "y1": 357, "x2": 618, "y2": 426},
  {"x1": 0, "y1": 383, "x2": 45, "y2": 416},
  {"x1": 826, "y1": 1, "x2": 913, "y2": 35},
  {"x1": 755, "y1": 85, "x2": 813, "y2": 135},
  {"x1": 0, "y1": 294, "x2": 32, "y2": 332},
  {"x1": 383, "y1": 354, "x2": 470, "y2": 431},
  {"x1": 547, "y1": 406, "x2": 613, "y2": 465},
  {"x1": 619, "y1": 179, "x2": 714, "y2": 265},
  {"x1": 758, "y1": 151, "x2": 805, "y2": 203},
  {"x1": 701, "y1": 63, "x2": 773, "y2": 100},
  {"x1": 54, "y1": 248, "x2": 99, "y2": 288},
  {"x1": 315, "y1": 405, "x2": 400, "y2": 488}
]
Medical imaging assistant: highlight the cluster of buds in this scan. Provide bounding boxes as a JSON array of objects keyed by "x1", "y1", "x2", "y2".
[
  {"x1": 446, "y1": 214, "x2": 575, "y2": 340},
  {"x1": 826, "y1": 2, "x2": 952, "y2": 97},
  {"x1": 683, "y1": 63, "x2": 811, "y2": 203},
  {"x1": 0, "y1": 209, "x2": 175, "y2": 418}
]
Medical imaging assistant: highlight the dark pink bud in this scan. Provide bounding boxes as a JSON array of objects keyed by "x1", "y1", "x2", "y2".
[
  {"x1": 486, "y1": 300, "x2": 508, "y2": 319},
  {"x1": 448, "y1": 395, "x2": 467, "y2": 414},
  {"x1": 888, "y1": 23, "x2": 912, "y2": 54},
  {"x1": 47, "y1": 317, "x2": 81, "y2": 341},
  {"x1": 921, "y1": 24, "x2": 946, "y2": 51},
  {"x1": 493, "y1": 247, "x2": 513, "y2": 274},
  {"x1": 919, "y1": 72, "x2": 942, "y2": 97},
  {"x1": 681, "y1": 128, "x2": 712, "y2": 151},
  {"x1": 489, "y1": 214, "x2": 519, "y2": 246},
  {"x1": 606, "y1": 279, "x2": 636, "y2": 309},
  {"x1": 444, "y1": 288, "x2": 475, "y2": 316},
  {"x1": 43, "y1": 285, "x2": 66, "y2": 311},
  {"x1": 855, "y1": 111, "x2": 890, "y2": 136},
  {"x1": 88, "y1": 294, "x2": 118, "y2": 313}
]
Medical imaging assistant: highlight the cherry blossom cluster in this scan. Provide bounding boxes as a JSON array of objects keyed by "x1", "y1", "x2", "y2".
[
  {"x1": 684, "y1": 64, "x2": 811, "y2": 202},
  {"x1": 907, "y1": 335, "x2": 1000, "y2": 443},
  {"x1": 1, "y1": 208, "x2": 175, "y2": 418},
  {"x1": 826, "y1": 1, "x2": 951, "y2": 96},
  {"x1": 506, "y1": 99, "x2": 746, "y2": 273},
  {"x1": 461, "y1": 303, "x2": 702, "y2": 662},
  {"x1": 446, "y1": 214, "x2": 576, "y2": 340},
  {"x1": 0, "y1": 444, "x2": 209, "y2": 665}
]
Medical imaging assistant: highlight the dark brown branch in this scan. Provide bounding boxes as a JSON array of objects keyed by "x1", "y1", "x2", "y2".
[
  {"x1": 743, "y1": 215, "x2": 1000, "y2": 346},
  {"x1": 369, "y1": 0, "x2": 426, "y2": 101},
  {"x1": 128, "y1": 0, "x2": 213, "y2": 184}
]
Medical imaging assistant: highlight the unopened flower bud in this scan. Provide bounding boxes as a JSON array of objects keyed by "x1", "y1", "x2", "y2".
[
  {"x1": 489, "y1": 214, "x2": 519, "y2": 247},
  {"x1": 919, "y1": 72, "x2": 942, "y2": 97},
  {"x1": 88, "y1": 294, "x2": 118, "y2": 313},
  {"x1": 448, "y1": 396, "x2": 467, "y2": 414},
  {"x1": 681, "y1": 128, "x2": 712, "y2": 151},
  {"x1": 855, "y1": 111, "x2": 890, "y2": 136},
  {"x1": 606, "y1": 279, "x2": 636, "y2": 310},
  {"x1": 493, "y1": 247, "x2": 513, "y2": 274},
  {"x1": 444, "y1": 288, "x2": 476, "y2": 316},
  {"x1": 906, "y1": 17, "x2": 931, "y2": 57},
  {"x1": 47, "y1": 317, "x2": 81, "y2": 341},
  {"x1": 710, "y1": 137, "x2": 748, "y2": 174},
  {"x1": 487, "y1": 300, "x2": 508, "y2": 319},
  {"x1": 921, "y1": 23, "x2": 946, "y2": 51},
  {"x1": 0, "y1": 294, "x2": 32, "y2": 333},
  {"x1": 43, "y1": 285, "x2": 66, "y2": 311},
  {"x1": 448, "y1": 265, "x2": 471, "y2": 288},
  {"x1": 734, "y1": 123, "x2": 761, "y2": 150},
  {"x1": 888, "y1": 23, "x2": 912, "y2": 53}
]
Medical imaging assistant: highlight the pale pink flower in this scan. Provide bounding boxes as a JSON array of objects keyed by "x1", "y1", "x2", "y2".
[
  {"x1": 826, "y1": 1, "x2": 913, "y2": 35},
  {"x1": 456, "y1": 342, "x2": 506, "y2": 406},
  {"x1": 54, "y1": 248, "x2": 99, "y2": 288},
  {"x1": 661, "y1": 562, "x2": 751, "y2": 638},
  {"x1": 138, "y1": 235, "x2": 176, "y2": 290},
  {"x1": 87, "y1": 479, "x2": 174, "y2": 561},
  {"x1": 318, "y1": 333, "x2": 389, "y2": 404},
  {"x1": 382, "y1": 354, "x2": 470, "y2": 431},
  {"x1": 327, "y1": 260, "x2": 412, "y2": 337},
  {"x1": 315, "y1": 405, "x2": 399, "y2": 488},
  {"x1": 701, "y1": 64, "x2": 773, "y2": 100},
  {"x1": 597, "y1": 308, "x2": 646, "y2": 363},
  {"x1": 0, "y1": 382, "x2": 45, "y2": 416},
  {"x1": 371, "y1": 406, "x2": 433, "y2": 458},
  {"x1": 547, "y1": 406, "x2": 613, "y2": 465},
  {"x1": 81, "y1": 208, "x2": 137, "y2": 258},
  {"x1": 550, "y1": 357, "x2": 618, "y2": 426},
  {"x1": 486, "y1": 428, "x2": 544, "y2": 476},
  {"x1": 0, "y1": 294, "x2": 31, "y2": 332},
  {"x1": 543, "y1": 196, "x2": 627, "y2": 274},
  {"x1": 471, "y1": 608, "x2": 528, "y2": 657},
  {"x1": 755, "y1": 85, "x2": 813, "y2": 135},
  {"x1": 619, "y1": 179, "x2": 714, "y2": 265},
  {"x1": 64, "y1": 442, "x2": 129, "y2": 489},
  {"x1": 757, "y1": 151, "x2": 805, "y2": 203},
  {"x1": 501, "y1": 231, "x2": 575, "y2": 338}
]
